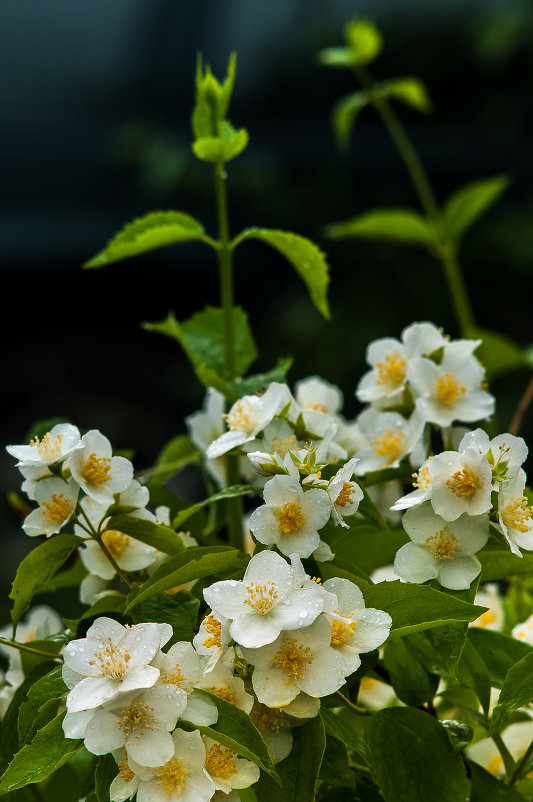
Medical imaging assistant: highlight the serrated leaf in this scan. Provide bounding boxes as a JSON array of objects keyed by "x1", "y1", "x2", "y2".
[
  {"x1": 84, "y1": 211, "x2": 208, "y2": 268},
  {"x1": 185, "y1": 690, "x2": 279, "y2": 783},
  {"x1": 10, "y1": 534, "x2": 79, "y2": 635},
  {"x1": 332, "y1": 92, "x2": 369, "y2": 149},
  {"x1": 17, "y1": 666, "x2": 67, "y2": 745},
  {"x1": 172, "y1": 485, "x2": 258, "y2": 529},
  {"x1": 363, "y1": 581, "x2": 486, "y2": 636},
  {"x1": 490, "y1": 651, "x2": 533, "y2": 733},
  {"x1": 125, "y1": 546, "x2": 248, "y2": 610},
  {"x1": 444, "y1": 175, "x2": 510, "y2": 241},
  {"x1": 0, "y1": 713, "x2": 82, "y2": 794},
  {"x1": 254, "y1": 715, "x2": 325, "y2": 800},
  {"x1": 228, "y1": 358, "x2": 293, "y2": 399},
  {"x1": 468, "y1": 628, "x2": 533, "y2": 689},
  {"x1": 326, "y1": 208, "x2": 435, "y2": 247},
  {"x1": 104, "y1": 514, "x2": 185, "y2": 555},
  {"x1": 192, "y1": 127, "x2": 249, "y2": 162},
  {"x1": 345, "y1": 20, "x2": 383, "y2": 66},
  {"x1": 143, "y1": 435, "x2": 200, "y2": 487},
  {"x1": 238, "y1": 228, "x2": 330, "y2": 318},
  {"x1": 367, "y1": 708, "x2": 468, "y2": 802},
  {"x1": 465, "y1": 328, "x2": 530, "y2": 380},
  {"x1": 129, "y1": 591, "x2": 199, "y2": 646},
  {"x1": 381, "y1": 77, "x2": 432, "y2": 114}
]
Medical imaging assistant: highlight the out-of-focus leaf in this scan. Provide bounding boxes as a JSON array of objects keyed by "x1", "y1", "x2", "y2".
[
  {"x1": 443, "y1": 175, "x2": 509, "y2": 241},
  {"x1": 325, "y1": 208, "x2": 435, "y2": 247}
]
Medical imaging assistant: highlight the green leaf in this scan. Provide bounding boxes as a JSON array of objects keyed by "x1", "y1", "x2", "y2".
[
  {"x1": 0, "y1": 664, "x2": 52, "y2": 773},
  {"x1": 254, "y1": 716, "x2": 325, "y2": 801},
  {"x1": 0, "y1": 713, "x2": 82, "y2": 794},
  {"x1": 319, "y1": 735, "x2": 355, "y2": 788},
  {"x1": 459, "y1": 638, "x2": 491, "y2": 715},
  {"x1": 383, "y1": 638, "x2": 439, "y2": 706},
  {"x1": 443, "y1": 175, "x2": 510, "y2": 241},
  {"x1": 326, "y1": 208, "x2": 435, "y2": 247},
  {"x1": 193, "y1": 127, "x2": 249, "y2": 162},
  {"x1": 104, "y1": 514, "x2": 185, "y2": 555},
  {"x1": 24, "y1": 418, "x2": 71, "y2": 444},
  {"x1": 64, "y1": 595, "x2": 127, "y2": 635},
  {"x1": 332, "y1": 92, "x2": 368, "y2": 149},
  {"x1": 358, "y1": 487, "x2": 389, "y2": 530},
  {"x1": 237, "y1": 228, "x2": 330, "y2": 319},
  {"x1": 490, "y1": 651, "x2": 533, "y2": 733},
  {"x1": 129, "y1": 590, "x2": 199, "y2": 646},
  {"x1": 468, "y1": 760, "x2": 528, "y2": 802},
  {"x1": 95, "y1": 754, "x2": 117, "y2": 802},
  {"x1": 125, "y1": 546, "x2": 248, "y2": 610},
  {"x1": 185, "y1": 690, "x2": 279, "y2": 783},
  {"x1": 40, "y1": 560, "x2": 87, "y2": 593},
  {"x1": 367, "y1": 708, "x2": 468, "y2": 802},
  {"x1": 328, "y1": 524, "x2": 408, "y2": 575},
  {"x1": 228, "y1": 358, "x2": 293, "y2": 399},
  {"x1": 319, "y1": 557, "x2": 371, "y2": 592},
  {"x1": 381, "y1": 77, "x2": 432, "y2": 114},
  {"x1": 17, "y1": 666, "x2": 67, "y2": 745},
  {"x1": 143, "y1": 435, "x2": 200, "y2": 487},
  {"x1": 319, "y1": 707, "x2": 370, "y2": 763},
  {"x1": 84, "y1": 211, "x2": 208, "y2": 268},
  {"x1": 345, "y1": 20, "x2": 383, "y2": 66},
  {"x1": 172, "y1": 485, "x2": 258, "y2": 529},
  {"x1": 465, "y1": 329, "x2": 530, "y2": 381},
  {"x1": 469, "y1": 628, "x2": 533, "y2": 689},
  {"x1": 144, "y1": 306, "x2": 258, "y2": 378},
  {"x1": 363, "y1": 581, "x2": 486, "y2": 636},
  {"x1": 318, "y1": 47, "x2": 355, "y2": 69},
  {"x1": 10, "y1": 534, "x2": 80, "y2": 634}
]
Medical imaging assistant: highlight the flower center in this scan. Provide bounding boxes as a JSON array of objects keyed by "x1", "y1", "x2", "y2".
[
  {"x1": 305, "y1": 401, "x2": 329, "y2": 413},
  {"x1": 272, "y1": 638, "x2": 314, "y2": 686},
  {"x1": 244, "y1": 581, "x2": 279, "y2": 615},
  {"x1": 118, "y1": 756, "x2": 135, "y2": 782},
  {"x1": 154, "y1": 757, "x2": 188, "y2": 796},
  {"x1": 202, "y1": 615, "x2": 222, "y2": 649},
  {"x1": 375, "y1": 350, "x2": 406, "y2": 387},
  {"x1": 102, "y1": 529, "x2": 130, "y2": 558},
  {"x1": 209, "y1": 686, "x2": 234, "y2": 703},
  {"x1": 436, "y1": 372, "x2": 466, "y2": 405},
  {"x1": 252, "y1": 703, "x2": 285, "y2": 734},
  {"x1": 160, "y1": 664, "x2": 192, "y2": 692},
  {"x1": 372, "y1": 428, "x2": 405, "y2": 465},
  {"x1": 41, "y1": 493, "x2": 72, "y2": 523},
  {"x1": 271, "y1": 434, "x2": 297, "y2": 457},
  {"x1": 501, "y1": 496, "x2": 533, "y2": 533},
  {"x1": 330, "y1": 613, "x2": 357, "y2": 646},
  {"x1": 276, "y1": 501, "x2": 306, "y2": 534},
  {"x1": 205, "y1": 744, "x2": 238, "y2": 780},
  {"x1": 445, "y1": 468, "x2": 479, "y2": 497},
  {"x1": 88, "y1": 637, "x2": 131, "y2": 679},
  {"x1": 118, "y1": 702, "x2": 158, "y2": 740},
  {"x1": 412, "y1": 462, "x2": 432, "y2": 490},
  {"x1": 30, "y1": 432, "x2": 64, "y2": 461},
  {"x1": 225, "y1": 399, "x2": 260, "y2": 433},
  {"x1": 336, "y1": 481, "x2": 356, "y2": 508},
  {"x1": 425, "y1": 528, "x2": 459, "y2": 560},
  {"x1": 81, "y1": 452, "x2": 112, "y2": 484}
]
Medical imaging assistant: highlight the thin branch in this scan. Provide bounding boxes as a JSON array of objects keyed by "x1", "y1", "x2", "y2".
[
  {"x1": 509, "y1": 376, "x2": 533, "y2": 436},
  {"x1": 0, "y1": 637, "x2": 62, "y2": 660},
  {"x1": 509, "y1": 737, "x2": 533, "y2": 786},
  {"x1": 335, "y1": 690, "x2": 373, "y2": 715}
]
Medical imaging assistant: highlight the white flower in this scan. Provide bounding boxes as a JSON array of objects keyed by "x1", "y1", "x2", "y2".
[
  {"x1": 401, "y1": 321, "x2": 446, "y2": 357},
  {"x1": 80, "y1": 574, "x2": 117, "y2": 606},
  {"x1": 206, "y1": 383, "x2": 291, "y2": 459},
  {"x1": 241, "y1": 615, "x2": 348, "y2": 707},
  {"x1": 427, "y1": 449, "x2": 493, "y2": 521},
  {"x1": 333, "y1": 417, "x2": 368, "y2": 457},
  {"x1": 67, "y1": 684, "x2": 187, "y2": 767},
  {"x1": 109, "y1": 749, "x2": 141, "y2": 802},
  {"x1": 203, "y1": 550, "x2": 326, "y2": 649},
  {"x1": 68, "y1": 430, "x2": 133, "y2": 503},
  {"x1": 122, "y1": 729, "x2": 216, "y2": 802},
  {"x1": 196, "y1": 652, "x2": 254, "y2": 713},
  {"x1": 458, "y1": 429, "x2": 528, "y2": 478},
  {"x1": 150, "y1": 642, "x2": 218, "y2": 726},
  {"x1": 192, "y1": 611, "x2": 232, "y2": 672},
  {"x1": 203, "y1": 736, "x2": 260, "y2": 793},
  {"x1": 512, "y1": 614, "x2": 533, "y2": 645},
  {"x1": 249, "y1": 475, "x2": 331, "y2": 558},
  {"x1": 496, "y1": 469, "x2": 533, "y2": 555},
  {"x1": 328, "y1": 458, "x2": 364, "y2": 526},
  {"x1": 354, "y1": 409, "x2": 424, "y2": 474},
  {"x1": 0, "y1": 606, "x2": 63, "y2": 690},
  {"x1": 22, "y1": 477, "x2": 79, "y2": 537},
  {"x1": 295, "y1": 376, "x2": 343, "y2": 416},
  {"x1": 466, "y1": 721, "x2": 533, "y2": 778},
  {"x1": 390, "y1": 457, "x2": 434, "y2": 512},
  {"x1": 394, "y1": 503, "x2": 489, "y2": 590},
  {"x1": 322, "y1": 578, "x2": 392, "y2": 673},
  {"x1": 63, "y1": 617, "x2": 171, "y2": 712},
  {"x1": 357, "y1": 676, "x2": 397, "y2": 708},
  {"x1": 356, "y1": 337, "x2": 410, "y2": 403},
  {"x1": 408, "y1": 347, "x2": 494, "y2": 427},
  {"x1": 186, "y1": 387, "x2": 228, "y2": 486},
  {"x1": 471, "y1": 584, "x2": 504, "y2": 631},
  {"x1": 7, "y1": 423, "x2": 82, "y2": 467}
]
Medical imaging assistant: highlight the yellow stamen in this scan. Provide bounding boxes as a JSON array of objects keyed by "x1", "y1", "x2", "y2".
[
  {"x1": 372, "y1": 428, "x2": 404, "y2": 466},
  {"x1": 425, "y1": 528, "x2": 459, "y2": 560},
  {"x1": 271, "y1": 434, "x2": 297, "y2": 457},
  {"x1": 117, "y1": 702, "x2": 158, "y2": 740},
  {"x1": 501, "y1": 496, "x2": 533, "y2": 533},
  {"x1": 330, "y1": 614, "x2": 357, "y2": 646},
  {"x1": 375, "y1": 350, "x2": 406, "y2": 387},
  {"x1": 305, "y1": 402, "x2": 329, "y2": 413},
  {"x1": 205, "y1": 744, "x2": 238, "y2": 780},
  {"x1": 209, "y1": 686, "x2": 234, "y2": 703},
  {"x1": 336, "y1": 481, "x2": 356, "y2": 508},
  {"x1": 88, "y1": 637, "x2": 131, "y2": 679},
  {"x1": 82, "y1": 453, "x2": 112, "y2": 484},
  {"x1": 412, "y1": 462, "x2": 431, "y2": 490},
  {"x1": 276, "y1": 501, "x2": 306, "y2": 534},
  {"x1": 153, "y1": 757, "x2": 188, "y2": 796},
  {"x1": 436, "y1": 373, "x2": 466, "y2": 405},
  {"x1": 252, "y1": 703, "x2": 285, "y2": 734},
  {"x1": 244, "y1": 582, "x2": 278, "y2": 615},
  {"x1": 41, "y1": 493, "x2": 72, "y2": 523},
  {"x1": 202, "y1": 615, "x2": 222, "y2": 649},
  {"x1": 30, "y1": 432, "x2": 64, "y2": 461},
  {"x1": 118, "y1": 755, "x2": 135, "y2": 782},
  {"x1": 272, "y1": 638, "x2": 313, "y2": 687},
  {"x1": 101, "y1": 529, "x2": 129, "y2": 558},
  {"x1": 446, "y1": 468, "x2": 478, "y2": 497},
  {"x1": 225, "y1": 399, "x2": 259, "y2": 432}
]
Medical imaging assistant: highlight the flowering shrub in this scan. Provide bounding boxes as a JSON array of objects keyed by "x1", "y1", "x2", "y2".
[{"x1": 2, "y1": 19, "x2": 533, "y2": 802}]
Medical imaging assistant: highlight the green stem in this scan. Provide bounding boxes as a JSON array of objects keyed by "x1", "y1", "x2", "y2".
[
  {"x1": 214, "y1": 159, "x2": 244, "y2": 549},
  {"x1": 509, "y1": 737, "x2": 533, "y2": 786},
  {"x1": 353, "y1": 64, "x2": 475, "y2": 335},
  {"x1": 76, "y1": 503, "x2": 133, "y2": 588},
  {"x1": 492, "y1": 733, "x2": 516, "y2": 779},
  {"x1": 335, "y1": 690, "x2": 373, "y2": 715},
  {"x1": 0, "y1": 637, "x2": 62, "y2": 660}
]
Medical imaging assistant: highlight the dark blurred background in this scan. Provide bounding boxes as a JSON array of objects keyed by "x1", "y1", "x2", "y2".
[{"x1": 2, "y1": 0, "x2": 533, "y2": 613}]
